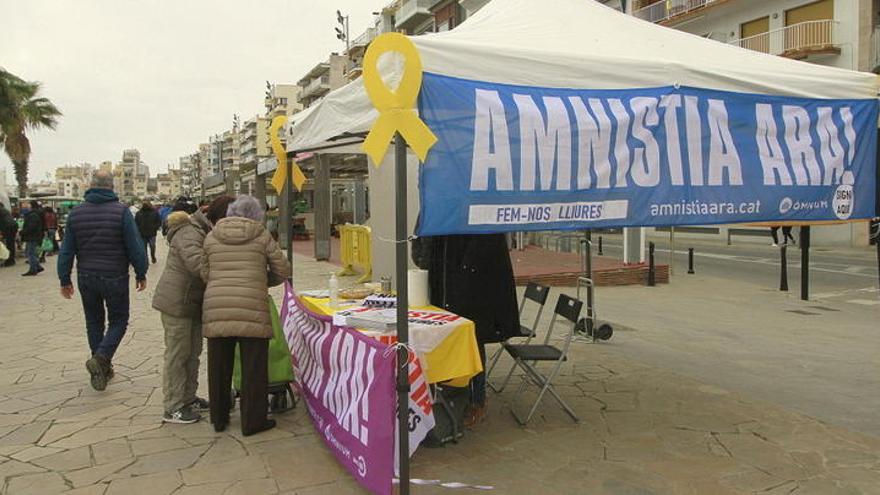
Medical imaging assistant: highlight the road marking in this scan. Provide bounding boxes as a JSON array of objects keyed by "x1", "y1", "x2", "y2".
[
  {"x1": 576, "y1": 240, "x2": 878, "y2": 279},
  {"x1": 847, "y1": 299, "x2": 880, "y2": 306}
]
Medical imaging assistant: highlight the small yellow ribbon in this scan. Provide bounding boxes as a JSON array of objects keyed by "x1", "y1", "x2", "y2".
[
  {"x1": 362, "y1": 32, "x2": 437, "y2": 166},
  {"x1": 270, "y1": 115, "x2": 306, "y2": 193}
]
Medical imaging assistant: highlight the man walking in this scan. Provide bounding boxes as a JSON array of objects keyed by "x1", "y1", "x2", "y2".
[
  {"x1": 20, "y1": 201, "x2": 45, "y2": 276},
  {"x1": 57, "y1": 171, "x2": 148, "y2": 391},
  {"x1": 135, "y1": 201, "x2": 161, "y2": 263},
  {"x1": 42, "y1": 206, "x2": 59, "y2": 254}
]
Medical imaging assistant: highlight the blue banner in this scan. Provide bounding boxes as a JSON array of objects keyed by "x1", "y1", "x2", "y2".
[{"x1": 416, "y1": 73, "x2": 878, "y2": 236}]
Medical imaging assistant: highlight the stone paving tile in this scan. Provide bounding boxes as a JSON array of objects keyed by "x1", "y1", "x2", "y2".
[
  {"x1": 104, "y1": 470, "x2": 182, "y2": 495},
  {"x1": 1, "y1": 248, "x2": 879, "y2": 494},
  {"x1": 5, "y1": 471, "x2": 69, "y2": 495}
]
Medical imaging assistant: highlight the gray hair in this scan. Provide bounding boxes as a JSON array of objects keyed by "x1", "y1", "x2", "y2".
[
  {"x1": 226, "y1": 195, "x2": 264, "y2": 222},
  {"x1": 90, "y1": 170, "x2": 115, "y2": 190}
]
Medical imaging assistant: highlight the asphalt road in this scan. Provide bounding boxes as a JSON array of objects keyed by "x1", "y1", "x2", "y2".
[{"x1": 594, "y1": 233, "x2": 879, "y2": 298}]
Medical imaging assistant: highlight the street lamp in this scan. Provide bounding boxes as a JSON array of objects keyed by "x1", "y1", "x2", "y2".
[{"x1": 335, "y1": 9, "x2": 350, "y2": 51}]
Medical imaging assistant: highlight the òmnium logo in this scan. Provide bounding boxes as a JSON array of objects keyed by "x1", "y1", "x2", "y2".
[
  {"x1": 779, "y1": 197, "x2": 793, "y2": 214},
  {"x1": 832, "y1": 184, "x2": 854, "y2": 220}
]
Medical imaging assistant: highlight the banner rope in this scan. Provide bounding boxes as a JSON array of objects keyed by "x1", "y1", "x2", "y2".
[{"x1": 394, "y1": 478, "x2": 494, "y2": 490}]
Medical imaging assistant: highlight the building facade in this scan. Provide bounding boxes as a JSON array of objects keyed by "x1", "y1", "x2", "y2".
[{"x1": 296, "y1": 54, "x2": 348, "y2": 108}]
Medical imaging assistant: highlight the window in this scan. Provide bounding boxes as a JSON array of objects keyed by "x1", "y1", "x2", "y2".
[
  {"x1": 740, "y1": 16, "x2": 770, "y2": 53},
  {"x1": 785, "y1": 0, "x2": 833, "y2": 26}
]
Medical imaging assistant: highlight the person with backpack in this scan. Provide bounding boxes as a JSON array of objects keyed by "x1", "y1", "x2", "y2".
[
  {"x1": 20, "y1": 201, "x2": 45, "y2": 276},
  {"x1": 135, "y1": 201, "x2": 162, "y2": 264}
]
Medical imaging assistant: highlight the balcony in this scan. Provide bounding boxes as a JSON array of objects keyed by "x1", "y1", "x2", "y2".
[
  {"x1": 396, "y1": 0, "x2": 436, "y2": 32},
  {"x1": 729, "y1": 20, "x2": 840, "y2": 59},
  {"x1": 634, "y1": 0, "x2": 721, "y2": 25},
  {"x1": 349, "y1": 27, "x2": 378, "y2": 53},
  {"x1": 301, "y1": 75, "x2": 330, "y2": 98}
]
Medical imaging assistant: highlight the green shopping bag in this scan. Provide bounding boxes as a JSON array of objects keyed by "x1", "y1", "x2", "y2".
[
  {"x1": 41, "y1": 236, "x2": 54, "y2": 253},
  {"x1": 232, "y1": 295, "x2": 295, "y2": 390}
]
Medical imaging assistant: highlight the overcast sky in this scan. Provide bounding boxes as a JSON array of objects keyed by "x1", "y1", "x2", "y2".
[{"x1": 1, "y1": 0, "x2": 375, "y2": 186}]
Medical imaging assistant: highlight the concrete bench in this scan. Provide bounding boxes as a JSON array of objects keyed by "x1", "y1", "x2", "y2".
[{"x1": 727, "y1": 227, "x2": 769, "y2": 245}]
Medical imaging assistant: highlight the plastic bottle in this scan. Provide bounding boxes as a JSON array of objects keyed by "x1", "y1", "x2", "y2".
[{"x1": 329, "y1": 273, "x2": 339, "y2": 308}]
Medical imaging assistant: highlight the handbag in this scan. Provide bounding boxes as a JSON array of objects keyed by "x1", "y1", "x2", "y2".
[
  {"x1": 0, "y1": 242, "x2": 9, "y2": 261},
  {"x1": 41, "y1": 235, "x2": 54, "y2": 253}
]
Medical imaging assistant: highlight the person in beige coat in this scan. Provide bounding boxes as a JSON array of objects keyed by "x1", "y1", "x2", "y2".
[
  {"x1": 201, "y1": 195, "x2": 291, "y2": 436},
  {"x1": 152, "y1": 196, "x2": 234, "y2": 424}
]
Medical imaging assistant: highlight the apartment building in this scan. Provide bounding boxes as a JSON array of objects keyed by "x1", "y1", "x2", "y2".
[
  {"x1": 239, "y1": 116, "x2": 271, "y2": 173},
  {"x1": 156, "y1": 168, "x2": 181, "y2": 200},
  {"x1": 54, "y1": 163, "x2": 93, "y2": 198},
  {"x1": 265, "y1": 84, "x2": 303, "y2": 120},
  {"x1": 627, "y1": 0, "x2": 877, "y2": 246},
  {"x1": 297, "y1": 54, "x2": 348, "y2": 108}
]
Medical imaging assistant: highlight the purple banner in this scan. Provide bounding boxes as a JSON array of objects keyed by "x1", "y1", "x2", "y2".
[{"x1": 280, "y1": 282, "x2": 396, "y2": 495}]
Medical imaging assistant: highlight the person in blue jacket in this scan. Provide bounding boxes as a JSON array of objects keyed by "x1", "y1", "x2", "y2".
[{"x1": 57, "y1": 171, "x2": 149, "y2": 391}]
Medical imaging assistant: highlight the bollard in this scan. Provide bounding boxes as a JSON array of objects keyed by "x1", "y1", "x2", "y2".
[
  {"x1": 779, "y1": 244, "x2": 789, "y2": 292},
  {"x1": 647, "y1": 241, "x2": 656, "y2": 286},
  {"x1": 687, "y1": 248, "x2": 695, "y2": 274},
  {"x1": 800, "y1": 226, "x2": 810, "y2": 301},
  {"x1": 598, "y1": 236, "x2": 603, "y2": 255}
]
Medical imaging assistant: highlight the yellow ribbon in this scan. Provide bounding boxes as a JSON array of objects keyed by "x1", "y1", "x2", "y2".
[
  {"x1": 362, "y1": 32, "x2": 437, "y2": 166},
  {"x1": 270, "y1": 115, "x2": 306, "y2": 193}
]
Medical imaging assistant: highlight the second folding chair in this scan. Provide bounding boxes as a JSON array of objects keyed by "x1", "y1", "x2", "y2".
[{"x1": 505, "y1": 293, "x2": 583, "y2": 425}]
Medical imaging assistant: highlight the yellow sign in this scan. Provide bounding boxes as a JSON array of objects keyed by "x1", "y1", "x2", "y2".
[
  {"x1": 270, "y1": 115, "x2": 306, "y2": 193},
  {"x1": 362, "y1": 32, "x2": 437, "y2": 166}
]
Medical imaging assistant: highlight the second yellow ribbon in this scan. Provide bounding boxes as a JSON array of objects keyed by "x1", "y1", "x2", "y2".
[{"x1": 270, "y1": 115, "x2": 306, "y2": 193}]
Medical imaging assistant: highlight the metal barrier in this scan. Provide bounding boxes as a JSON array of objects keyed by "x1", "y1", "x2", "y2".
[{"x1": 337, "y1": 224, "x2": 373, "y2": 283}]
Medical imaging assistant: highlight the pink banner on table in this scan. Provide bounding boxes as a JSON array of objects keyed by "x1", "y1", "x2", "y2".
[{"x1": 280, "y1": 282, "x2": 395, "y2": 495}]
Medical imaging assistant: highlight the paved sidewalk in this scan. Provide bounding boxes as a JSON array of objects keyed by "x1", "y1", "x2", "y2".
[{"x1": 0, "y1": 245, "x2": 878, "y2": 494}]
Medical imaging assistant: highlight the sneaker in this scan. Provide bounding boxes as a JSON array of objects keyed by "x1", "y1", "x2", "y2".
[
  {"x1": 85, "y1": 355, "x2": 108, "y2": 391},
  {"x1": 189, "y1": 397, "x2": 210, "y2": 411},
  {"x1": 162, "y1": 405, "x2": 201, "y2": 424},
  {"x1": 771, "y1": 243, "x2": 778, "y2": 247},
  {"x1": 21, "y1": 271, "x2": 36, "y2": 276}
]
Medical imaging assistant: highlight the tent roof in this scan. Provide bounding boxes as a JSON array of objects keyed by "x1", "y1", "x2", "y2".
[{"x1": 290, "y1": 0, "x2": 879, "y2": 152}]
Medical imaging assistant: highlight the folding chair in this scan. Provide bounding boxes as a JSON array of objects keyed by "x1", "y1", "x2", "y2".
[
  {"x1": 507, "y1": 294, "x2": 583, "y2": 425},
  {"x1": 488, "y1": 282, "x2": 550, "y2": 393}
]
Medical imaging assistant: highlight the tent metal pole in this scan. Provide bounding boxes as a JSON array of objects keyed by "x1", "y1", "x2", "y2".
[
  {"x1": 286, "y1": 159, "x2": 294, "y2": 283},
  {"x1": 394, "y1": 132, "x2": 411, "y2": 494}
]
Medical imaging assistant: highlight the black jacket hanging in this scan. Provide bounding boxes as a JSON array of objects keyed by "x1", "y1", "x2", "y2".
[{"x1": 423, "y1": 234, "x2": 520, "y2": 344}]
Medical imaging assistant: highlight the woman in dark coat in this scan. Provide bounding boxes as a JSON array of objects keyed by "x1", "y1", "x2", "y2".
[{"x1": 417, "y1": 232, "x2": 520, "y2": 425}]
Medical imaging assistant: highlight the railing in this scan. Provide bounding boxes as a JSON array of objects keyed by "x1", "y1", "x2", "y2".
[
  {"x1": 729, "y1": 20, "x2": 838, "y2": 57},
  {"x1": 633, "y1": 0, "x2": 719, "y2": 24},
  {"x1": 350, "y1": 27, "x2": 378, "y2": 49},
  {"x1": 302, "y1": 75, "x2": 330, "y2": 97},
  {"x1": 337, "y1": 224, "x2": 372, "y2": 283}
]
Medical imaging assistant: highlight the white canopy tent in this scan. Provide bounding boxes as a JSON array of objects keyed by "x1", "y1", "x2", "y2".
[{"x1": 289, "y1": 0, "x2": 879, "y2": 152}]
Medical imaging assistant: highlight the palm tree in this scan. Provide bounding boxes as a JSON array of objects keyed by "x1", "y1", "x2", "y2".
[{"x1": 0, "y1": 68, "x2": 62, "y2": 198}]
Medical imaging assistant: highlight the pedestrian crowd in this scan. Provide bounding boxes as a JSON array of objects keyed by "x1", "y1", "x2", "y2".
[{"x1": 5, "y1": 170, "x2": 293, "y2": 436}]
